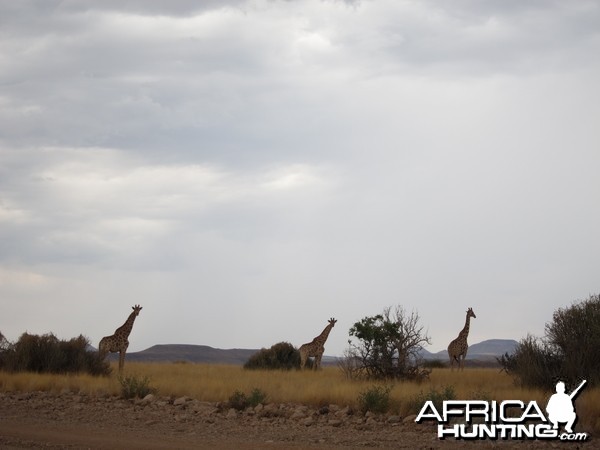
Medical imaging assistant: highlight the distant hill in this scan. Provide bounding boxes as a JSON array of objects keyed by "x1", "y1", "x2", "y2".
[
  {"x1": 107, "y1": 345, "x2": 259, "y2": 365},
  {"x1": 104, "y1": 339, "x2": 518, "y2": 366},
  {"x1": 420, "y1": 339, "x2": 518, "y2": 363}
]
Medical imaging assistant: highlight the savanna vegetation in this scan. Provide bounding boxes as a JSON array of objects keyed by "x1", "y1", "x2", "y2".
[
  {"x1": 341, "y1": 306, "x2": 431, "y2": 381},
  {"x1": 2, "y1": 295, "x2": 600, "y2": 434},
  {"x1": 243, "y1": 341, "x2": 305, "y2": 370},
  {"x1": 0, "y1": 332, "x2": 110, "y2": 376},
  {"x1": 0, "y1": 363, "x2": 599, "y2": 432},
  {"x1": 499, "y1": 294, "x2": 600, "y2": 389}
]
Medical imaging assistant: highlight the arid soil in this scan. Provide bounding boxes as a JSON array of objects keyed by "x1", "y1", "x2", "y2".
[{"x1": 0, "y1": 391, "x2": 591, "y2": 449}]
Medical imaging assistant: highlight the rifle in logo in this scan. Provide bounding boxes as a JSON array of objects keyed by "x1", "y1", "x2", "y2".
[{"x1": 568, "y1": 380, "x2": 587, "y2": 400}]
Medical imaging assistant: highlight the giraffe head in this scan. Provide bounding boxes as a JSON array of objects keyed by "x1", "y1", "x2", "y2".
[
  {"x1": 132, "y1": 304, "x2": 143, "y2": 316},
  {"x1": 467, "y1": 307, "x2": 476, "y2": 319},
  {"x1": 328, "y1": 318, "x2": 337, "y2": 327}
]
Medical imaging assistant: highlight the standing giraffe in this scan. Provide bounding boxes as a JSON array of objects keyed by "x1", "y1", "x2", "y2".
[
  {"x1": 299, "y1": 318, "x2": 337, "y2": 370},
  {"x1": 99, "y1": 305, "x2": 142, "y2": 371},
  {"x1": 447, "y1": 307, "x2": 476, "y2": 370}
]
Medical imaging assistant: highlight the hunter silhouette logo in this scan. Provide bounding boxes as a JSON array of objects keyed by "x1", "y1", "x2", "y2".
[
  {"x1": 415, "y1": 379, "x2": 588, "y2": 441},
  {"x1": 546, "y1": 380, "x2": 586, "y2": 434}
]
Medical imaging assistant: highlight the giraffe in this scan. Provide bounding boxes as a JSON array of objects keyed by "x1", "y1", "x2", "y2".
[
  {"x1": 299, "y1": 318, "x2": 337, "y2": 370},
  {"x1": 98, "y1": 305, "x2": 142, "y2": 372},
  {"x1": 447, "y1": 307, "x2": 476, "y2": 370}
]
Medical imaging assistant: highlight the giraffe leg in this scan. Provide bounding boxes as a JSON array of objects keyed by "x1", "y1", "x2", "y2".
[
  {"x1": 314, "y1": 354, "x2": 322, "y2": 370},
  {"x1": 119, "y1": 351, "x2": 125, "y2": 372}
]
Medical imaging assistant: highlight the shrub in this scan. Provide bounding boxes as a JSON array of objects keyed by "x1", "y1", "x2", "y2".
[
  {"x1": 498, "y1": 335, "x2": 561, "y2": 388},
  {"x1": 118, "y1": 374, "x2": 157, "y2": 399},
  {"x1": 422, "y1": 359, "x2": 446, "y2": 369},
  {"x1": 357, "y1": 385, "x2": 392, "y2": 414},
  {"x1": 344, "y1": 306, "x2": 431, "y2": 380},
  {"x1": 499, "y1": 294, "x2": 600, "y2": 388},
  {"x1": 228, "y1": 390, "x2": 248, "y2": 410},
  {"x1": 228, "y1": 388, "x2": 268, "y2": 410},
  {"x1": 0, "y1": 332, "x2": 110, "y2": 376},
  {"x1": 247, "y1": 387, "x2": 268, "y2": 407},
  {"x1": 244, "y1": 342, "x2": 302, "y2": 370},
  {"x1": 408, "y1": 385, "x2": 456, "y2": 414}
]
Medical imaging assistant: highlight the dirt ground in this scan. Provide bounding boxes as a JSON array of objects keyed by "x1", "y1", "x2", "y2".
[{"x1": 0, "y1": 391, "x2": 592, "y2": 449}]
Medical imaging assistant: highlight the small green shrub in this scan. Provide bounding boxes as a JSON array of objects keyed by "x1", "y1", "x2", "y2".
[
  {"x1": 228, "y1": 390, "x2": 248, "y2": 410},
  {"x1": 247, "y1": 388, "x2": 267, "y2": 407},
  {"x1": 118, "y1": 374, "x2": 157, "y2": 399},
  {"x1": 408, "y1": 385, "x2": 456, "y2": 414},
  {"x1": 228, "y1": 387, "x2": 268, "y2": 410},
  {"x1": 357, "y1": 385, "x2": 392, "y2": 414}
]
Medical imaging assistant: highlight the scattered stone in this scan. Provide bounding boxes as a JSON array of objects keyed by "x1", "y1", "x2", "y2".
[
  {"x1": 139, "y1": 394, "x2": 155, "y2": 405},
  {"x1": 403, "y1": 414, "x2": 417, "y2": 423},
  {"x1": 259, "y1": 403, "x2": 280, "y2": 418},
  {"x1": 290, "y1": 405, "x2": 309, "y2": 420},
  {"x1": 173, "y1": 396, "x2": 188, "y2": 406},
  {"x1": 302, "y1": 417, "x2": 314, "y2": 427},
  {"x1": 387, "y1": 415, "x2": 401, "y2": 424},
  {"x1": 291, "y1": 409, "x2": 306, "y2": 420},
  {"x1": 0, "y1": 391, "x2": 454, "y2": 448},
  {"x1": 336, "y1": 406, "x2": 352, "y2": 417}
]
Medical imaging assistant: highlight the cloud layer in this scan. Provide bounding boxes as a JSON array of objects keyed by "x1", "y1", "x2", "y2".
[{"x1": 1, "y1": 0, "x2": 599, "y2": 354}]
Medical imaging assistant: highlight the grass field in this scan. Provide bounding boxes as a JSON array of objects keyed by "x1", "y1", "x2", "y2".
[{"x1": 1, "y1": 363, "x2": 598, "y2": 433}]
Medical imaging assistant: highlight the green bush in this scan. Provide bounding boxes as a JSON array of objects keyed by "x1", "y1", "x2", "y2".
[
  {"x1": 228, "y1": 388, "x2": 268, "y2": 410},
  {"x1": 0, "y1": 332, "x2": 110, "y2": 376},
  {"x1": 244, "y1": 342, "x2": 303, "y2": 370},
  {"x1": 357, "y1": 385, "x2": 392, "y2": 414},
  {"x1": 408, "y1": 385, "x2": 456, "y2": 414},
  {"x1": 228, "y1": 390, "x2": 248, "y2": 410},
  {"x1": 345, "y1": 306, "x2": 431, "y2": 381},
  {"x1": 247, "y1": 387, "x2": 268, "y2": 406},
  {"x1": 118, "y1": 374, "x2": 157, "y2": 399}
]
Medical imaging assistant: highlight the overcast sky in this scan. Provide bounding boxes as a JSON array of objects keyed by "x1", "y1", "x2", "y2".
[{"x1": 1, "y1": 0, "x2": 599, "y2": 356}]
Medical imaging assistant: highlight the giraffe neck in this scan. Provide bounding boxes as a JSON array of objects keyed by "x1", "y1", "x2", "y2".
[
  {"x1": 313, "y1": 323, "x2": 334, "y2": 345},
  {"x1": 115, "y1": 311, "x2": 138, "y2": 337},
  {"x1": 459, "y1": 315, "x2": 471, "y2": 338}
]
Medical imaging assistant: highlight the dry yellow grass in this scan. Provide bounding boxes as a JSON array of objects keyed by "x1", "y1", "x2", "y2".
[{"x1": 1, "y1": 364, "x2": 598, "y2": 433}]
